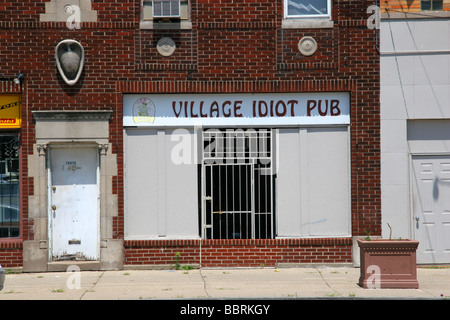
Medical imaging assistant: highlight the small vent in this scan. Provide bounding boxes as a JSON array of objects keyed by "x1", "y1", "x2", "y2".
[{"x1": 153, "y1": 0, "x2": 181, "y2": 18}]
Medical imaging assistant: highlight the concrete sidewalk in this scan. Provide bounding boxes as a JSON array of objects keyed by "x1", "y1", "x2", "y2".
[{"x1": 0, "y1": 266, "x2": 449, "y2": 300}]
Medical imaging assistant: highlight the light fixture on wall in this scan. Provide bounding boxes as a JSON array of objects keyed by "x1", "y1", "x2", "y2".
[
  {"x1": 13, "y1": 73, "x2": 25, "y2": 86},
  {"x1": 0, "y1": 73, "x2": 26, "y2": 92},
  {"x1": 0, "y1": 72, "x2": 25, "y2": 84}
]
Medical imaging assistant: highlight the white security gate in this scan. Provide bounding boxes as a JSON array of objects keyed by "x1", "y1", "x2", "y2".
[
  {"x1": 201, "y1": 129, "x2": 275, "y2": 239},
  {"x1": 49, "y1": 146, "x2": 100, "y2": 261},
  {"x1": 412, "y1": 155, "x2": 450, "y2": 264}
]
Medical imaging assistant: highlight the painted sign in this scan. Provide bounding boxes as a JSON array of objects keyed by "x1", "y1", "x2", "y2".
[
  {"x1": 123, "y1": 92, "x2": 350, "y2": 127},
  {"x1": 0, "y1": 95, "x2": 22, "y2": 129}
]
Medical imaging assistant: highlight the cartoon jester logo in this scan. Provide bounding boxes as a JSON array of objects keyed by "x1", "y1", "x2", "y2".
[{"x1": 133, "y1": 97, "x2": 156, "y2": 123}]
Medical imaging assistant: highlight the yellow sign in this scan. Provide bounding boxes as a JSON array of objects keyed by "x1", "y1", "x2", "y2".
[{"x1": 0, "y1": 95, "x2": 22, "y2": 128}]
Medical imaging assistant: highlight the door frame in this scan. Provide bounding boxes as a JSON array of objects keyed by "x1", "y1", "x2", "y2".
[
  {"x1": 410, "y1": 152, "x2": 450, "y2": 264},
  {"x1": 47, "y1": 143, "x2": 101, "y2": 262}
]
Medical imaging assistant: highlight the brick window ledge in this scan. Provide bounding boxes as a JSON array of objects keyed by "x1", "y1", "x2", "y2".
[
  {"x1": 282, "y1": 18, "x2": 334, "y2": 29},
  {"x1": 140, "y1": 20, "x2": 193, "y2": 30}
]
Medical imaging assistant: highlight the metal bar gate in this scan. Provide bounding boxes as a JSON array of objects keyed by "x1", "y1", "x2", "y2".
[{"x1": 201, "y1": 129, "x2": 275, "y2": 239}]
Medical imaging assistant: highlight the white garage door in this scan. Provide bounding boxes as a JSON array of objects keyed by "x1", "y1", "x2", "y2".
[{"x1": 412, "y1": 155, "x2": 450, "y2": 264}]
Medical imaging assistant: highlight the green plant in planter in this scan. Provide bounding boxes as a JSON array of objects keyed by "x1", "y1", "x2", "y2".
[{"x1": 357, "y1": 223, "x2": 419, "y2": 289}]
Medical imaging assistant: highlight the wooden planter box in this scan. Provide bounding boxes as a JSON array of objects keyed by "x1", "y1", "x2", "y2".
[{"x1": 357, "y1": 239, "x2": 419, "y2": 289}]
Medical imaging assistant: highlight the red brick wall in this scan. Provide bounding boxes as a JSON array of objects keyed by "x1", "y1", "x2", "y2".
[
  {"x1": 124, "y1": 239, "x2": 353, "y2": 268},
  {"x1": 0, "y1": 241, "x2": 23, "y2": 268},
  {"x1": 0, "y1": 0, "x2": 380, "y2": 268}
]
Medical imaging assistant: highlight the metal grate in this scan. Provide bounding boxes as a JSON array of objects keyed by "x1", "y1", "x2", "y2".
[
  {"x1": 0, "y1": 135, "x2": 19, "y2": 238},
  {"x1": 201, "y1": 129, "x2": 275, "y2": 239},
  {"x1": 153, "y1": 0, "x2": 181, "y2": 18}
]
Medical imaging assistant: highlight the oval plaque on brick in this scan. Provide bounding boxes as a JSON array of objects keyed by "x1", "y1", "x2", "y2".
[
  {"x1": 157, "y1": 37, "x2": 176, "y2": 57},
  {"x1": 55, "y1": 39, "x2": 84, "y2": 86},
  {"x1": 298, "y1": 36, "x2": 318, "y2": 56}
]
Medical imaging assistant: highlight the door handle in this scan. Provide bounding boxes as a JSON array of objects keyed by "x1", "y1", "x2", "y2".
[
  {"x1": 415, "y1": 216, "x2": 420, "y2": 229},
  {"x1": 52, "y1": 205, "x2": 57, "y2": 210}
]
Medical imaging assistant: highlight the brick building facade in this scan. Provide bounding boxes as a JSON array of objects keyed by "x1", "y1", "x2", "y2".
[{"x1": 0, "y1": 0, "x2": 380, "y2": 271}]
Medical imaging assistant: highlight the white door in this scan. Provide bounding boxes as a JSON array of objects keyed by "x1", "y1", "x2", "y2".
[
  {"x1": 412, "y1": 155, "x2": 450, "y2": 264},
  {"x1": 49, "y1": 146, "x2": 99, "y2": 261}
]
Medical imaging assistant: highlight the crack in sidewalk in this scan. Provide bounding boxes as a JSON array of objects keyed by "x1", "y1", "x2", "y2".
[
  {"x1": 199, "y1": 269, "x2": 210, "y2": 298},
  {"x1": 314, "y1": 266, "x2": 342, "y2": 297},
  {"x1": 79, "y1": 271, "x2": 104, "y2": 300}
]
